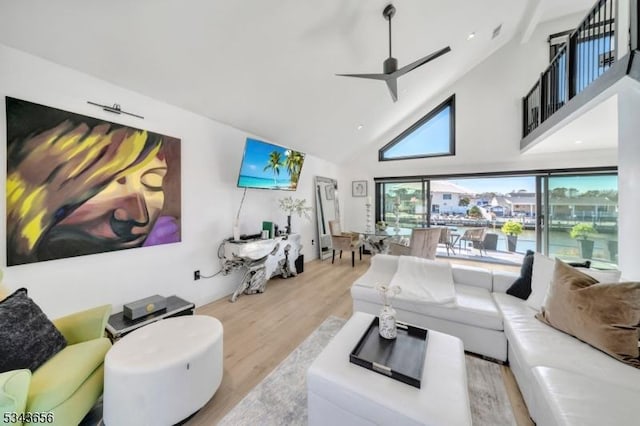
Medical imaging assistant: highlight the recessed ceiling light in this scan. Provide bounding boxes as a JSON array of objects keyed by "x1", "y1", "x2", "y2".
[
  {"x1": 575, "y1": 140, "x2": 583, "y2": 144},
  {"x1": 467, "y1": 32, "x2": 476, "y2": 40},
  {"x1": 357, "y1": 124, "x2": 364, "y2": 130}
]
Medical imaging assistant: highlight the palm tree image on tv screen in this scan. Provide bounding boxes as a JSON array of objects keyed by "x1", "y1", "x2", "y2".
[{"x1": 238, "y1": 138, "x2": 305, "y2": 190}]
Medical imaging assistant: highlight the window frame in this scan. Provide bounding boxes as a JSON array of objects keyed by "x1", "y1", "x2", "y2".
[
  {"x1": 374, "y1": 166, "x2": 618, "y2": 266},
  {"x1": 378, "y1": 94, "x2": 456, "y2": 161}
]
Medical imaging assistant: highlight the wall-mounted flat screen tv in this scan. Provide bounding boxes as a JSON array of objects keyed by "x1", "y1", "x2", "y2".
[{"x1": 237, "y1": 138, "x2": 306, "y2": 191}]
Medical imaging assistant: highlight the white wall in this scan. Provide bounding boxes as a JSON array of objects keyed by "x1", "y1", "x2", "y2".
[
  {"x1": 340, "y1": 14, "x2": 618, "y2": 231},
  {"x1": 617, "y1": 83, "x2": 640, "y2": 280},
  {"x1": 0, "y1": 43, "x2": 339, "y2": 318}
]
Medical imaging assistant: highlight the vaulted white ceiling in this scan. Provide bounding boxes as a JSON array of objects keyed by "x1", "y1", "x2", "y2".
[{"x1": 0, "y1": 0, "x2": 594, "y2": 163}]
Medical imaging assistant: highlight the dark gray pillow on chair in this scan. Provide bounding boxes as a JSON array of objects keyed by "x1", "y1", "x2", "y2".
[{"x1": 0, "y1": 288, "x2": 67, "y2": 373}]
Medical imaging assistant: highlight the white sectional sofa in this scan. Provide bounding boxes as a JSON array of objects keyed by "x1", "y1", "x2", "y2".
[
  {"x1": 351, "y1": 255, "x2": 640, "y2": 426},
  {"x1": 351, "y1": 255, "x2": 507, "y2": 361}
]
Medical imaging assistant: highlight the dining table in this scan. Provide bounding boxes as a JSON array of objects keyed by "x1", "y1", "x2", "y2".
[{"x1": 352, "y1": 227, "x2": 413, "y2": 254}]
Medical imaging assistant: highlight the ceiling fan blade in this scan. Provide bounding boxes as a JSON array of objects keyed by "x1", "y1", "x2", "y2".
[
  {"x1": 335, "y1": 73, "x2": 390, "y2": 81},
  {"x1": 385, "y1": 78, "x2": 398, "y2": 102},
  {"x1": 392, "y1": 46, "x2": 451, "y2": 78}
]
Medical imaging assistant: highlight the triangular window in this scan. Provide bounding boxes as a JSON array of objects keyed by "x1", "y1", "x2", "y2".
[{"x1": 379, "y1": 95, "x2": 455, "y2": 161}]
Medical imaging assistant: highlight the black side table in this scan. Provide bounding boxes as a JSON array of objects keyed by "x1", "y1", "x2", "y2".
[{"x1": 106, "y1": 295, "x2": 195, "y2": 341}]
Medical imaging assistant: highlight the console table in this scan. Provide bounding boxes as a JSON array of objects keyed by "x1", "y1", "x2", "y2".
[{"x1": 222, "y1": 234, "x2": 302, "y2": 302}]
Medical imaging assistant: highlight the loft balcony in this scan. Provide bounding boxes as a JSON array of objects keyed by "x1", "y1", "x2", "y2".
[{"x1": 521, "y1": 0, "x2": 640, "y2": 151}]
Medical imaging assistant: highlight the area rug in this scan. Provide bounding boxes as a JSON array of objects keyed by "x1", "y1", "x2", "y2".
[{"x1": 219, "y1": 316, "x2": 516, "y2": 425}]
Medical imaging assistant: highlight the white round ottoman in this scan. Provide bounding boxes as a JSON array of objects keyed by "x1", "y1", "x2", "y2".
[{"x1": 103, "y1": 315, "x2": 223, "y2": 426}]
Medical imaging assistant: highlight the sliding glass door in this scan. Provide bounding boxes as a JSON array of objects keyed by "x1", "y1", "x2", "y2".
[
  {"x1": 376, "y1": 169, "x2": 618, "y2": 268},
  {"x1": 541, "y1": 174, "x2": 618, "y2": 268}
]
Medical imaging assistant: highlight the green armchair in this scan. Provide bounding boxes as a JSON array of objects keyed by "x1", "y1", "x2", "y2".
[{"x1": 0, "y1": 305, "x2": 112, "y2": 426}]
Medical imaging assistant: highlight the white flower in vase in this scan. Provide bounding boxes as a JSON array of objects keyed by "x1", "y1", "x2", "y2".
[
  {"x1": 278, "y1": 196, "x2": 312, "y2": 234},
  {"x1": 376, "y1": 284, "x2": 402, "y2": 306}
]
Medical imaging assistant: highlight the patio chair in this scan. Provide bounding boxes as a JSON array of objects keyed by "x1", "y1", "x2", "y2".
[
  {"x1": 388, "y1": 228, "x2": 442, "y2": 260},
  {"x1": 458, "y1": 227, "x2": 487, "y2": 256},
  {"x1": 438, "y1": 227, "x2": 456, "y2": 256}
]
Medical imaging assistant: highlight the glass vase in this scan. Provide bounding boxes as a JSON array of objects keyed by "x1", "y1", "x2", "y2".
[{"x1": 378, "y1": 304, "x2": 397, "y2": 339}]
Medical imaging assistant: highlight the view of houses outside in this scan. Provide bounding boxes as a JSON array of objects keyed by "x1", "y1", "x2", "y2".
[{"x1": 379, "y1": 173, "x2": 618, "y2": 268}]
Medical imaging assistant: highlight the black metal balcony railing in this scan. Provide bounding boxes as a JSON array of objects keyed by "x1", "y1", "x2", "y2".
[{"x1": 523, "y1": 0, "x2": 616, "y2": 137}]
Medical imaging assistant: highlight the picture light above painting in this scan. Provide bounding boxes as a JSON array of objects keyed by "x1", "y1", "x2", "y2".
[
  {"x1": 5, "y1": 97, "x2": 182, "y2": 266},
  {"x1": 237, "y1": 138, "x2": 306, "y2": 191}
]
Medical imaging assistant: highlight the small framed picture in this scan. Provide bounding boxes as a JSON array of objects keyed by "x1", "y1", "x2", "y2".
[
  {"x1": 352, "y1": 180, "x2": 367, "y2": 197},
  {"x1": 325, "y1": 185, "x2": 335, "y2": 200}
]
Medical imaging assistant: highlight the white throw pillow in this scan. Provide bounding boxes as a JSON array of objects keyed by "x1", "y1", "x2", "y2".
[
  {"x1": 581, "y1": 268, "x2": 621, "y2": 283},
  {"x1": 526, "y1": 253, "x2": 555, "y2": 311},
  {"x1": 527, "y1": 253, "x2": 623, "y2": 311}
]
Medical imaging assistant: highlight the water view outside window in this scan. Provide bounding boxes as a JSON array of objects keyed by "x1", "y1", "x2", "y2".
[
  {"x1": 381, "y1": 182, "x2": 425, "y2": 228},
  {"x1": 380, "y1": 177, "x2": 537, "y2": 254},
  {"x1": 377, "y1": 173, "x2": 618, "y2": 268},
  {"x1": 381, "y1": 173, "x2": 618, "y2": 269},
  {"x1": 545, "y1": 174, "x2": 618, "y2": 268},
  {"x1": 430, "y1": 177, "x2": 537, "y2": 254}
]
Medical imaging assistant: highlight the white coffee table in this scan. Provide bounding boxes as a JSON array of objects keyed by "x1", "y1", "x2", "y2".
[{"x1": 307, "y1": 312, "x2": 471, "y2": 426}]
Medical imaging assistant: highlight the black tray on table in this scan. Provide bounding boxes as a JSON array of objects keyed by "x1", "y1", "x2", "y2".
[{"x1": 349, "y1": 316, "x2": 429, "y2": 388}]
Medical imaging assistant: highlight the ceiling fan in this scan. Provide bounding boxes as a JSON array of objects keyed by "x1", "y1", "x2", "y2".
[{"x1": 336, "y1": 4, "x2": 451, "y2": 102}]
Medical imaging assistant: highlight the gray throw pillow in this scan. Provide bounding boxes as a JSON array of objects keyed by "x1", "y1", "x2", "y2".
[{"x1": 0, "y1": 288, "x2": 67, "y2": 373}]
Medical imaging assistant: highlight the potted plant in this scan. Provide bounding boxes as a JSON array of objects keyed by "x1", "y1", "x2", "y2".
[
  {"x1": 501, "y1": 221, "x2": 523, "y2": 252},
  {"x1": 570, "y1": 223, "x2": 598, "y2": 259},
  {"x1": 375, "y1": 220, "x2": 387, "y2": 231}
]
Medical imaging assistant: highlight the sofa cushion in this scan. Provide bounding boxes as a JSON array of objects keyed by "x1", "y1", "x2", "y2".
[
  {"x1": 0, "y1": 289, "x2": 67, "y2": 374},
  {"x1": 451, "y1": 264, "x2": 492, "y2": 291},
  {"x1": 493, "y1": 292, "x2": 640, "y2": 390},
  {"x1": 0, "y1": 369, "x2": 31, "y2": 422},
  {"x1": 531, "y1": 366, "x2": 640, "y2": 426},
  {"x1": 536, "y1": 260, "x2": 640, "y2": 368},
  {"x1": 352, "y1": 283, "x2": 503, "y2": 331},
  {"x1": 352, "y1": 254, "x2": 398, "y2": 289},
  {"x1": 492, "y1": 270, "x2": 521, "y2": 294},
  {"x1": 28, "y1": 337, "x2": 111, "y2": 412},
  {"x1": 507, "y1": 250, "x2": 534, "y2": 299}
]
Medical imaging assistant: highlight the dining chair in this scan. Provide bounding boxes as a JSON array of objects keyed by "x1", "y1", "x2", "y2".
[
  {"x1": 388, "y1": 228, "x2": 442, "y2": 260},
  {"x1": 328, "y1": 220, "x2": 363, "y2": 267}
]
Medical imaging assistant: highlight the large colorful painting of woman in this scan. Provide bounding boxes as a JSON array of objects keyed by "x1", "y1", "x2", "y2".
[{"x1": 6, "y1": 97, "x2": 181, "y2": 266}]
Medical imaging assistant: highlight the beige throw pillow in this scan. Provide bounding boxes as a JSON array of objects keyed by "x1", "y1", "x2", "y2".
[{"x1": 536, "y1": 260, "x2": 640, "y2": 368}]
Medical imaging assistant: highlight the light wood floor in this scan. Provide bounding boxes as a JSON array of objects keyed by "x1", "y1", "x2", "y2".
[{"x1": 188, "y1": 256, "x2": 533, "y2": 425}]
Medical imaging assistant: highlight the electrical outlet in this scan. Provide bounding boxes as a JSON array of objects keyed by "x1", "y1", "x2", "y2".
[
  {"x1": 311, "y1": 239, "x2": 315, "y2": 245},
  {"x1": 194, "y1": 270, "x2": 201, "y2": 280}
]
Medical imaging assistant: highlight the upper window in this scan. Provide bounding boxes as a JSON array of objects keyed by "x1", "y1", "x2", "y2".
[{"x1": 379, "y1": 95, "x2": 455, "y2": 161}]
